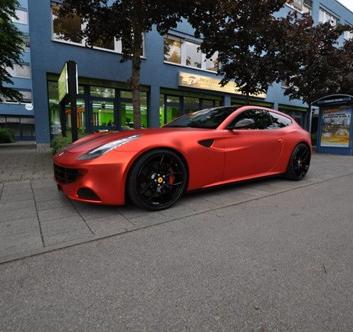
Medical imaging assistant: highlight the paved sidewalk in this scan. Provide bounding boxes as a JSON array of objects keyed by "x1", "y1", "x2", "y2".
[
  {"x1": 0, "y1": 148, "x2": 52, "y2": 182},
  {"x1": 1, "y1": 150, "x2": 353, "y2": 264},
  {"x1": 1, "y1": 166, "x2": 353, "y2": 331}
]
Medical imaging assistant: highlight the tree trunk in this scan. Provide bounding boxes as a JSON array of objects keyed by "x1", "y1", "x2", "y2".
[
  {"x1": 131, "y1": 32, "x2": 143, "y2": 129},
  {"x1": 246, "y1": 92, "x2": 250, "y2": 105},
  {"x1": 307, "y1": 102, "x2": 312, "y2": 133}
]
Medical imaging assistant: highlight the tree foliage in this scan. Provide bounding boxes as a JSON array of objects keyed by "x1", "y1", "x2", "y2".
[
  {"x1": 58, "y1": 0, "x2": 188, "y2": 128},
  {"x1": 276, "y1": 13, "x2": 351, "y2": 104},
  {"x1": 337, "y1": 39, "x2": 353, "y2": 96},
  {"x1": 189, "y1": 1, "x2": 353, "y2": 106},
  {"x1": 187, "y1": 0, "x2": 288, "y2": 98},
  {"x1": 0, "y1": 0, "x2": 24, "y2": 102}
]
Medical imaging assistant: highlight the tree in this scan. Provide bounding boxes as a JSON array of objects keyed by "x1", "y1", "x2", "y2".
[
  {"x1": 337, "y1": 38, "x2": 353, "y2": 96},
  {"x1": 58, "y1": 0, "x2": 188, "y2": 129},
  {"x1": 276, "y1": 13, "x2": 349, "y2": 106},
  {"x1": 0, "y1": 0, "x2": 24, "y2": 102},
  {"x1": 187, "y1": 0, "x2": 288, "y2": 101}
]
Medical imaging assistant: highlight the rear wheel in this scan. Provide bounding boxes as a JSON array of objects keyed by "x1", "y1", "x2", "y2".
[
  {"x1": 285, "y1": 143, "x2": 311, "y2": 180},
  {"x1": 127, "y1": 149, "x2": 187, "y2": 211}
]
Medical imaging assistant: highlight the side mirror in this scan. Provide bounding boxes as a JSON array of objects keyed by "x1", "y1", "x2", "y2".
[{"x1": 232, "y1": 118, "x2": 255, "y2": 130}]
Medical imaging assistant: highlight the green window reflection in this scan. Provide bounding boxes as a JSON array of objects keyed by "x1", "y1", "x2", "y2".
[
  {"x1": 91, "y1": 100, "x2": 114, "y2": 129},
  {"x1": 120, "y1": 92, "x2": 148, "y2": 129}
]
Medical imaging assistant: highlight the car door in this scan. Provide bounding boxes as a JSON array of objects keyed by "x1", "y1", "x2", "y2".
[{"x1": 223, "y1": 109, "x2": 284, "y2": 181}]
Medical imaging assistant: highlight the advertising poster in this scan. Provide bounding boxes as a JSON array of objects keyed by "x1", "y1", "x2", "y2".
[{"x1": 320, "y1": 108, "x2": 352, "y2": 148}]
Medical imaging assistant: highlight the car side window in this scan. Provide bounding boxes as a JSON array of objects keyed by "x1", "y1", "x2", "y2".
[
  {"x1": 229, "y1": 109, "x2": 272, "y2": 130},
  {"x1": 268, "y1": 112, "x2": 292, "y2": 129}
]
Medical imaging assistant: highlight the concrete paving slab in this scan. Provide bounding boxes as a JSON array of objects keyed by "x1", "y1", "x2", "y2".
[
  {"x1": 0, "y1": 206, "x2": 37, "y2": 223},
  {"x1": 73, "y1": 203, "x2": 126, "y2": 221},
  {"x1": 37, "y1": 206, "x2": 78, "y2": 222},
  {"x1": 0, "y1": 191, "x2": 34, "y2": 202},
  {"x1": 35, "y1": 198, "x2": 72, "y2": 211},
  {"x1": 84, "y1": 216, "x2": 134, "y2": 236},
  {"x1": 41, "y1": 216, "x2": 88, "y2": 236},
  {"x1": 33, "y1": 190, "x2": 63, "y2": 202},
  {"x1": 44, "y1": 229, "x2": 93, "y2": 247},
  {"x1": 0, "y1": 199, "x2": 35, "y2": 211},
  {"x1": 0, "y1": 218, "x2": 39, "y2": 236}
]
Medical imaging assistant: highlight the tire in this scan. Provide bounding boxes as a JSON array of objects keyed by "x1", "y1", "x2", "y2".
[
  {"x1": 127, "y1": 149, "x2": 187, "y2": 211},
  {"x1": 285, "y1": 143, "x2": 311, "y2": 181}
]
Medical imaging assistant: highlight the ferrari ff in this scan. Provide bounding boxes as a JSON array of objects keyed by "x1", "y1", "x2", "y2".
[{"x1": 53, "y1": 106, "x2": 311, "y2": 210}]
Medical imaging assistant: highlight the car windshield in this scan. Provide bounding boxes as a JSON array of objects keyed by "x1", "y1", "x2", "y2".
[{"x1": 165, "y1": 107, "x2": 237, "y2": 129}]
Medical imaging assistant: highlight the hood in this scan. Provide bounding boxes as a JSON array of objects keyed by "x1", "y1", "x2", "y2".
[{"x1": 61, "y1": 127, "x2": 201, "y2": 155}]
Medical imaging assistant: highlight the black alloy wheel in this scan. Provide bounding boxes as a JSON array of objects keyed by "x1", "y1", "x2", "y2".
[
  {"x1": 127, "y1": 149, "x2": 187, "y2": 210},
  {"x1": 285, "y1": 143, "x2": 311, "y2": 180}
]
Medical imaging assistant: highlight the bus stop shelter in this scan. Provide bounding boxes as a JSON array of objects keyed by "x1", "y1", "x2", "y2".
[{"x1": 315, "y1": 94, "x2": 353, "y2": 155}]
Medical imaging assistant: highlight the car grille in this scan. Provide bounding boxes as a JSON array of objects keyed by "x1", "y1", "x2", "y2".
[{"x1": 54, "y1": 164, "x2": 80, "y2": 184}]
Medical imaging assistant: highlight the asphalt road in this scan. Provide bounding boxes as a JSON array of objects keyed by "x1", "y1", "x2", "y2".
[{"x1": 1, "y1": 173, "x2": 353, "y2": 331}]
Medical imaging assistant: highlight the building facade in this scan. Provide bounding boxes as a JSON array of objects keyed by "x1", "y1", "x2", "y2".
[
  {"x1": 0, "y1": 0, "x2": 35, "y2": 140},
  {"x1": 3, "y1": 0, "x2": 353, "y2": 145}
]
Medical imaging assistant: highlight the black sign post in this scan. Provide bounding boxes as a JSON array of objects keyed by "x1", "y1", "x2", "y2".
[{"x1": 67, "y1": 61, "x2": 78, "y2": 142}]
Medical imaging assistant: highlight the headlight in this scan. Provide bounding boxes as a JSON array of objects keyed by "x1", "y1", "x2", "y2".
[{"x1": 78, "y1": 135, "x2": 140, "y2": 160}]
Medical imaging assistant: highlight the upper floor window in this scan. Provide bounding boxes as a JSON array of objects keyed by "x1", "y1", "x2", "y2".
[
  {"x1": 287, "y1": 0, "x2": 312, "y2": 14},
  {"x1": 344, "y1": 29, "x2": 353, "y2": 41},
  {"x1": 51, "y1": 3, "x2": 126, "y2": 54},
  {"x1": 12, "y1": 9, "x2": 28, "y2": 25},
  {"x1": 52, "y1": 4, "x2": 84, "y2": 45},
  {"x1": 22, "y1": 35, "x2": 30, "y2": 51},
  {"x1": 3, "y1": 90, "x2": 32, "y2": 104},
  {"x1": 6, "y1": 64, "x2": 31, "y2": 79},
  {"x1": 319, "y1": 8, "x2": 338, "y2": 26},
  {"x1": 164, "y1": 35, "x2": 219, "y2": 72}
]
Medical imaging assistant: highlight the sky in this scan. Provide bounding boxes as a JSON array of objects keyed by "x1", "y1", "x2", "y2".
[{"x1": 337, "y1": 0, "x2": 353, "y2": 12}]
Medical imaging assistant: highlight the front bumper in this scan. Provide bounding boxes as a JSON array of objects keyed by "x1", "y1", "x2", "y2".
[{"x1": 53, "y1": 151, "x2": 136, "y2": 205}]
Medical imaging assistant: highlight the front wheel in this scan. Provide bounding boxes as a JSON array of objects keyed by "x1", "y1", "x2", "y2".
[
  {"x1": 127, "y1": 149, "x2": 187, "y2": 211},
  {"x1": 285, "y1": 143, "x2": 311, "y2": 181}
]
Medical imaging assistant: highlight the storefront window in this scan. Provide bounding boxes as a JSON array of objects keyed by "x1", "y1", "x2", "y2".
[
  {"x1": 121, "y1": 91, "x2": 133, "y2": 99},
  {"x1": 184, "y1": 97, "x2": 200, "y2": 113},
  {"x1": 160, "y1": 95, "x2": 181, "y2": 126},
  {"x1": 164, "y1": 37, "x2": 182, "y2": 64},
  {"x1": 120, "y1": 92, "x2": 148, "y2": 129},
  {"x1": 120, "y1": 103, "x2": 148, "y2": 129},
  {"x1": 48, "y1": 81, "x2": 87, "y2": 137},
  {"x1": 90, "y1": 86, "x2": 115, "y2": 98},
  {"x1": 202, "y1": 99, "x2": 216, "y2": 109},
  {"x1": 160, "y1": 94, "x2": 224, "y2": 126},
  {"x1": 91, "y1": 100, "x2": 114, "y2": 129},
  {"x1": 0, "y1": 116, "x2": 35, "y2": 140}
]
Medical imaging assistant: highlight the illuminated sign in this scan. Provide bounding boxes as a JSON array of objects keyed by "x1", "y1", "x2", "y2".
[
  {"x1": 58, "y1": 63, "x2": 68, "y2": 103},
  {"x1": 179, "y1": 72, "x2": 267, "y2": 99},
  {"x1": 320, "y1": 108, "x2": 352, "y2": 148},
  {"x1": 58, "y1": 62, "x2": 78, "y2": 103}
]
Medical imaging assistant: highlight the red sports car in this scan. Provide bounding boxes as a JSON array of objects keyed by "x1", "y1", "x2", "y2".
[{"x1": 53, "y1": 106, "x2": 311, "y2": 210}]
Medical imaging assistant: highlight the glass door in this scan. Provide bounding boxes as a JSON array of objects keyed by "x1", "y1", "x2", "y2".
[{"x1": 91, "y1": 100, "x2": 115, "y2": 131}]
